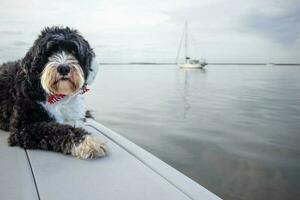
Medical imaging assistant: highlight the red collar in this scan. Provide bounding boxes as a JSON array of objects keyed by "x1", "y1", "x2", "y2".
[{"x1": 47, "y1": 86, "x2": 90, "y2": 104}]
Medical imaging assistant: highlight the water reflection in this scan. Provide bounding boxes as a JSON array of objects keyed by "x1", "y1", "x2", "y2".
[
  {"x1": 182, "y1": 68, "x2": 207, "y2": 118},
  {"x1": 182, "y1": 70, "x2": 191, "y2": 119},
  {"x1": 86, "y1": 65, "x2": 300, "y2": 200}
]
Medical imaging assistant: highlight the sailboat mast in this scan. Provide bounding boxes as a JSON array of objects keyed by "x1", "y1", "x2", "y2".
[{"x1": 185, "y1": 21, "x2": 188, "y2": 62}]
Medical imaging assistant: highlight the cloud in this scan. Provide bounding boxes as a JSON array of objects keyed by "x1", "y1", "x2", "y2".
[
  {"x1": 13, "y1": 41, "x2": 29, "y2": 46},
  {"x1": 242, "y1": 2, "x2": 300, "y2": 45},
  {"x1": 0, "y1": 30, "x2": 22, "y2": 35},
  {"x1": 0, "y1": 0, "x2": 299, "y2": 63}
]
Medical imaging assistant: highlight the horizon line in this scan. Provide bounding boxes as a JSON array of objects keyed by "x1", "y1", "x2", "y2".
[{"x1": 99, "y1": 62, "x2": 300, "y2": 66}]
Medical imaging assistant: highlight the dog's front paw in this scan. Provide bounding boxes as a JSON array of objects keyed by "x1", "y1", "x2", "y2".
[{"x1": 71, "y1": 135, "x2": 108, "y2": 159}]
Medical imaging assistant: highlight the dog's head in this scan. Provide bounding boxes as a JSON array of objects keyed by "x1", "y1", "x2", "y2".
[{"x1": 22, "y1": 26, "x2": 98, "y2": 96}]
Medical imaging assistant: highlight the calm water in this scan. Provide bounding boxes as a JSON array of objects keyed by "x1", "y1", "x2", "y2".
[{"x1": 86, "y1": 65, "x2": 300, "y2": 200}]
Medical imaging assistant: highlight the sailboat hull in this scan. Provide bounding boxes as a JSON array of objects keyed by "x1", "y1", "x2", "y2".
[{"x1": 178, "y1": 63, "x2": 205, "y2": 69}]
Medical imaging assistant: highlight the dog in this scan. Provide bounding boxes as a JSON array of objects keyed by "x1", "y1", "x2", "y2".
[{"x1": 0, "y1": 26, "x2": 107, "y2": 159}]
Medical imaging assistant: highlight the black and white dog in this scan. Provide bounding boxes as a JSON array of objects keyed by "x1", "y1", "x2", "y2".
[{"x1": 0, "y1": 26, "x2": 107, "y2": 159}]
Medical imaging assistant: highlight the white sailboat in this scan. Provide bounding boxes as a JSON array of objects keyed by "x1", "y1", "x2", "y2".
[{"x1": 176, "y1": 22, "x2": 207, "y2": 69}]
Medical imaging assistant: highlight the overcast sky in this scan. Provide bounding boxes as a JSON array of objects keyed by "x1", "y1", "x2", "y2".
[{"x1": 0, "y1": 0, "x2": 299, "y2": 63}]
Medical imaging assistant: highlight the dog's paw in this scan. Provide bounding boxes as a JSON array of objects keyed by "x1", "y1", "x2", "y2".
[{"x1": 71, "y1": 135, "x2": 108, "y2": 159}]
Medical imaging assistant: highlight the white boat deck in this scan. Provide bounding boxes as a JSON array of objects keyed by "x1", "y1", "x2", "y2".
[{"x1": 0, "y1": 119, "x2": 221, "y2": 200}]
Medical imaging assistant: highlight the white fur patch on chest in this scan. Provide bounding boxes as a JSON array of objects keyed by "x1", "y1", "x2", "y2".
[{"x1": 39, "y1": 94, "x2": 86, "y2": 127}]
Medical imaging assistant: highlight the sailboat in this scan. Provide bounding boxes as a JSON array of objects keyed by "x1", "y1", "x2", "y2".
[{"x1": 176, "y1": 22, "x2": 207, "y2": 69}]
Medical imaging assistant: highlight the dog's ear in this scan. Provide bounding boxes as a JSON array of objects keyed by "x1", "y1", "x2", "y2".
[
  {"x1": 86, "y1": 56, "x2": 99, "y2": 85},
  {"x1": 21, "y1": 34, "x2": 48, "y2": 74}
]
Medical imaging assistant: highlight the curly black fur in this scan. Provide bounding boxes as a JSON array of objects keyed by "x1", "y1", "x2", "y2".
[{"x1": 0, "y1": 26, "x2": 95, "y2": 155}]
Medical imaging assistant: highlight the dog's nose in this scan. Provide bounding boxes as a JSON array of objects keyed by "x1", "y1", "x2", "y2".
[{"x1": 57, "y1": 64, "x2": 70, "y2": 76}]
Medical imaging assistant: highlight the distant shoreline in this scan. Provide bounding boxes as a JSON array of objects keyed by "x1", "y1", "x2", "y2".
[{"x1": 99, "y1": 62, "x2": 300, "y2": 66}]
